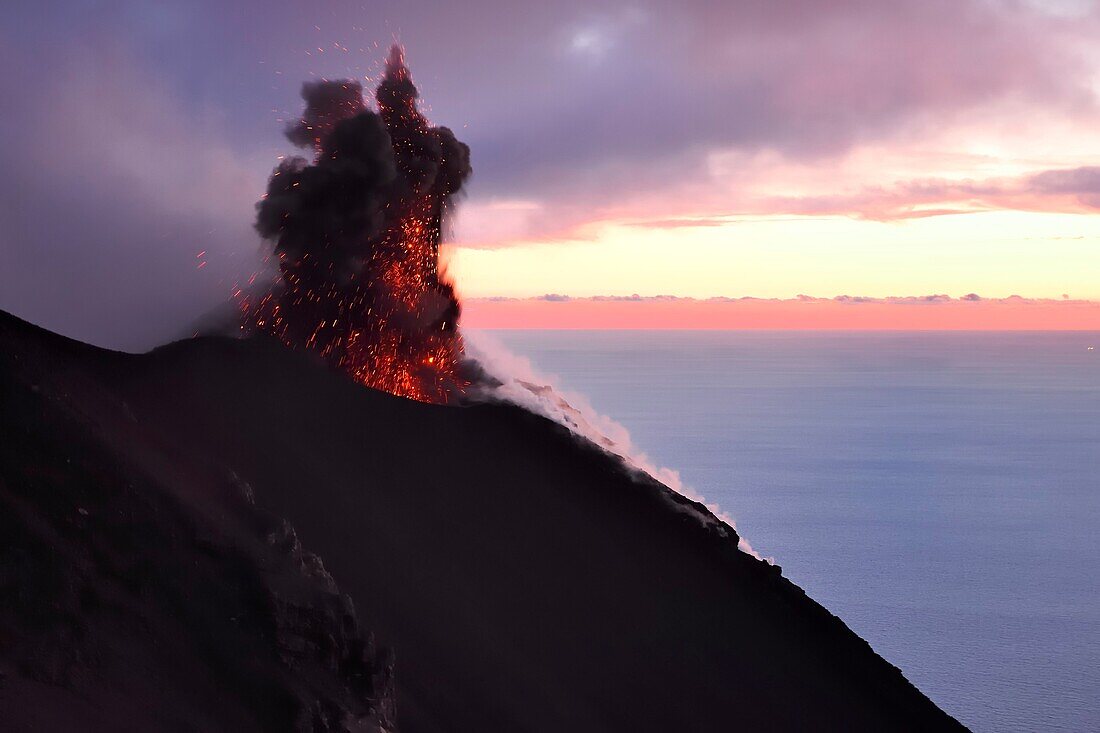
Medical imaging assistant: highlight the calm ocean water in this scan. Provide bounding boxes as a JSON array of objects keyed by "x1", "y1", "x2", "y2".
[{"x1": 483, "y1": 330, "x2": 1100, "y2": 733}]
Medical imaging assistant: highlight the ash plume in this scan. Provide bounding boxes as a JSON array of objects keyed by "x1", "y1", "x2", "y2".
[
  {"x1": 284, "y1": 79, "x2": 368, "y2": 149},
  {"x1": 242, "y1": 46, "x2": 471, "y2": 403}
]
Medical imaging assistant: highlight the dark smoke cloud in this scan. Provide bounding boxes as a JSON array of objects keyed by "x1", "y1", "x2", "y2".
[
  {"x1": 285, "y1": 80, "x2": 369, "y2": 150},
  {"x1": 247, "y1": 46, "x2": 472, "y2": 401},
  {"x1": 257, "y1": 97, "x2": 395, "y2": 281}
]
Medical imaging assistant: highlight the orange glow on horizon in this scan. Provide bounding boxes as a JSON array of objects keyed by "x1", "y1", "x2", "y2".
[{"x1": 461, "y1": 297, "x2": 1100, "y2": 331}]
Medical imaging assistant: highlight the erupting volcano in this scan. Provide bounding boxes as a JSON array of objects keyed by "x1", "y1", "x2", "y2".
[{"x1": 238, "y1": 46, "x2": 471, "y2": 403}]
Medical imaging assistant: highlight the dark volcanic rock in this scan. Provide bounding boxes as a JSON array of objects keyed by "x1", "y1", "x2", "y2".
[
  {"x1": 0, "y1": 310, "x2": 967, "y2": 732},
  {"x1": 0, "y1": 314, "x2": 395, "y2": 732}
]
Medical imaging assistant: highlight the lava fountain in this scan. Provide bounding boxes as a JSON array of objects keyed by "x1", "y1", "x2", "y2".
[{"x1": 238, "y1": 46, "x2": 471, "y2": 403}]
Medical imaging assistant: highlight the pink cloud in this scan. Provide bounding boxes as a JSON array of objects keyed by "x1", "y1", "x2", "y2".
[
  {"x1": 457, "y1": 0, "x2": 1100, "y2": 241},
  {"x1": 755, "y1": 166, "x2": 1100, "y2": 220}
]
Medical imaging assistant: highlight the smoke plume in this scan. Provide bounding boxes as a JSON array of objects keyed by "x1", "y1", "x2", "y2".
[{"x1": 241, "y1": 46, "x2": 471, "y2": 403}]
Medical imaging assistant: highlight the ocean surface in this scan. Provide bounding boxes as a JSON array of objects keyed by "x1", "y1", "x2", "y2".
[{"x1": 482, "y1": 330, "x2": 1099, "y2": 733}]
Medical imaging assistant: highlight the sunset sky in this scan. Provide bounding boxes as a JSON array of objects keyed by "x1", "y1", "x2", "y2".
[{"x1": 3, "y1": 1, "x2": 1100, "y2": 346}]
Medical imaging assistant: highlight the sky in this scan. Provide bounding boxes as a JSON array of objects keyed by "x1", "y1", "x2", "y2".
[{"x1": 2, "y1": 0, "x2": 1099, "y2": 346}]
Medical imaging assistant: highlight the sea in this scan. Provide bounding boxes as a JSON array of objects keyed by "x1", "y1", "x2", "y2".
[{"x1": 480, "y1": 330, "x2": 1100, "y2": 733}]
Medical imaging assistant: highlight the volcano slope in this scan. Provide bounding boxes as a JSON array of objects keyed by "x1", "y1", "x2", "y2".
[{"x1": 0, "y1": 310, "x2": 965, "y2": 732}]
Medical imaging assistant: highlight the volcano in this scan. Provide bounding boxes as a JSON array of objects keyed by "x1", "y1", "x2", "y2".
[{"x1": 0, "y1": 310, "x2": 965, "y2": 732}]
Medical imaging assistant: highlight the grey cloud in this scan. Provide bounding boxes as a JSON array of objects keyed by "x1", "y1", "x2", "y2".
[
  {"x1": 1027, "y1": 166, "x2": 1100, "y2": 207},
  {"x1": 0, "y1": 41, "x2": 264, "y2": 350}
]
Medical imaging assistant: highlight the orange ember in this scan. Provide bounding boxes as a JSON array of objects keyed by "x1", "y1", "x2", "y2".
[{"x1": 236, "y1": 46, "x2": 471, "y2": 403}]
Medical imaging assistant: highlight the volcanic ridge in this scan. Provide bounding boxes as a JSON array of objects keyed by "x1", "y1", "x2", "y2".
[{"x1": 0, "y1": 309, "x2": 967, "y2": 732}]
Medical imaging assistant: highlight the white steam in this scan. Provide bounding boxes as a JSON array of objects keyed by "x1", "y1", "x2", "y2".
[{"x1": 464, "y1": 330, "x2": 763, "y2": 560}]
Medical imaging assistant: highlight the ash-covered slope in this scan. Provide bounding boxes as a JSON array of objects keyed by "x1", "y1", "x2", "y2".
[
  {"x1": 0, "y1": 311, "x2": 966, "y2": 732},
  {"x1": 0, "y1": 314, "x2": 395, "y2": 732}
]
